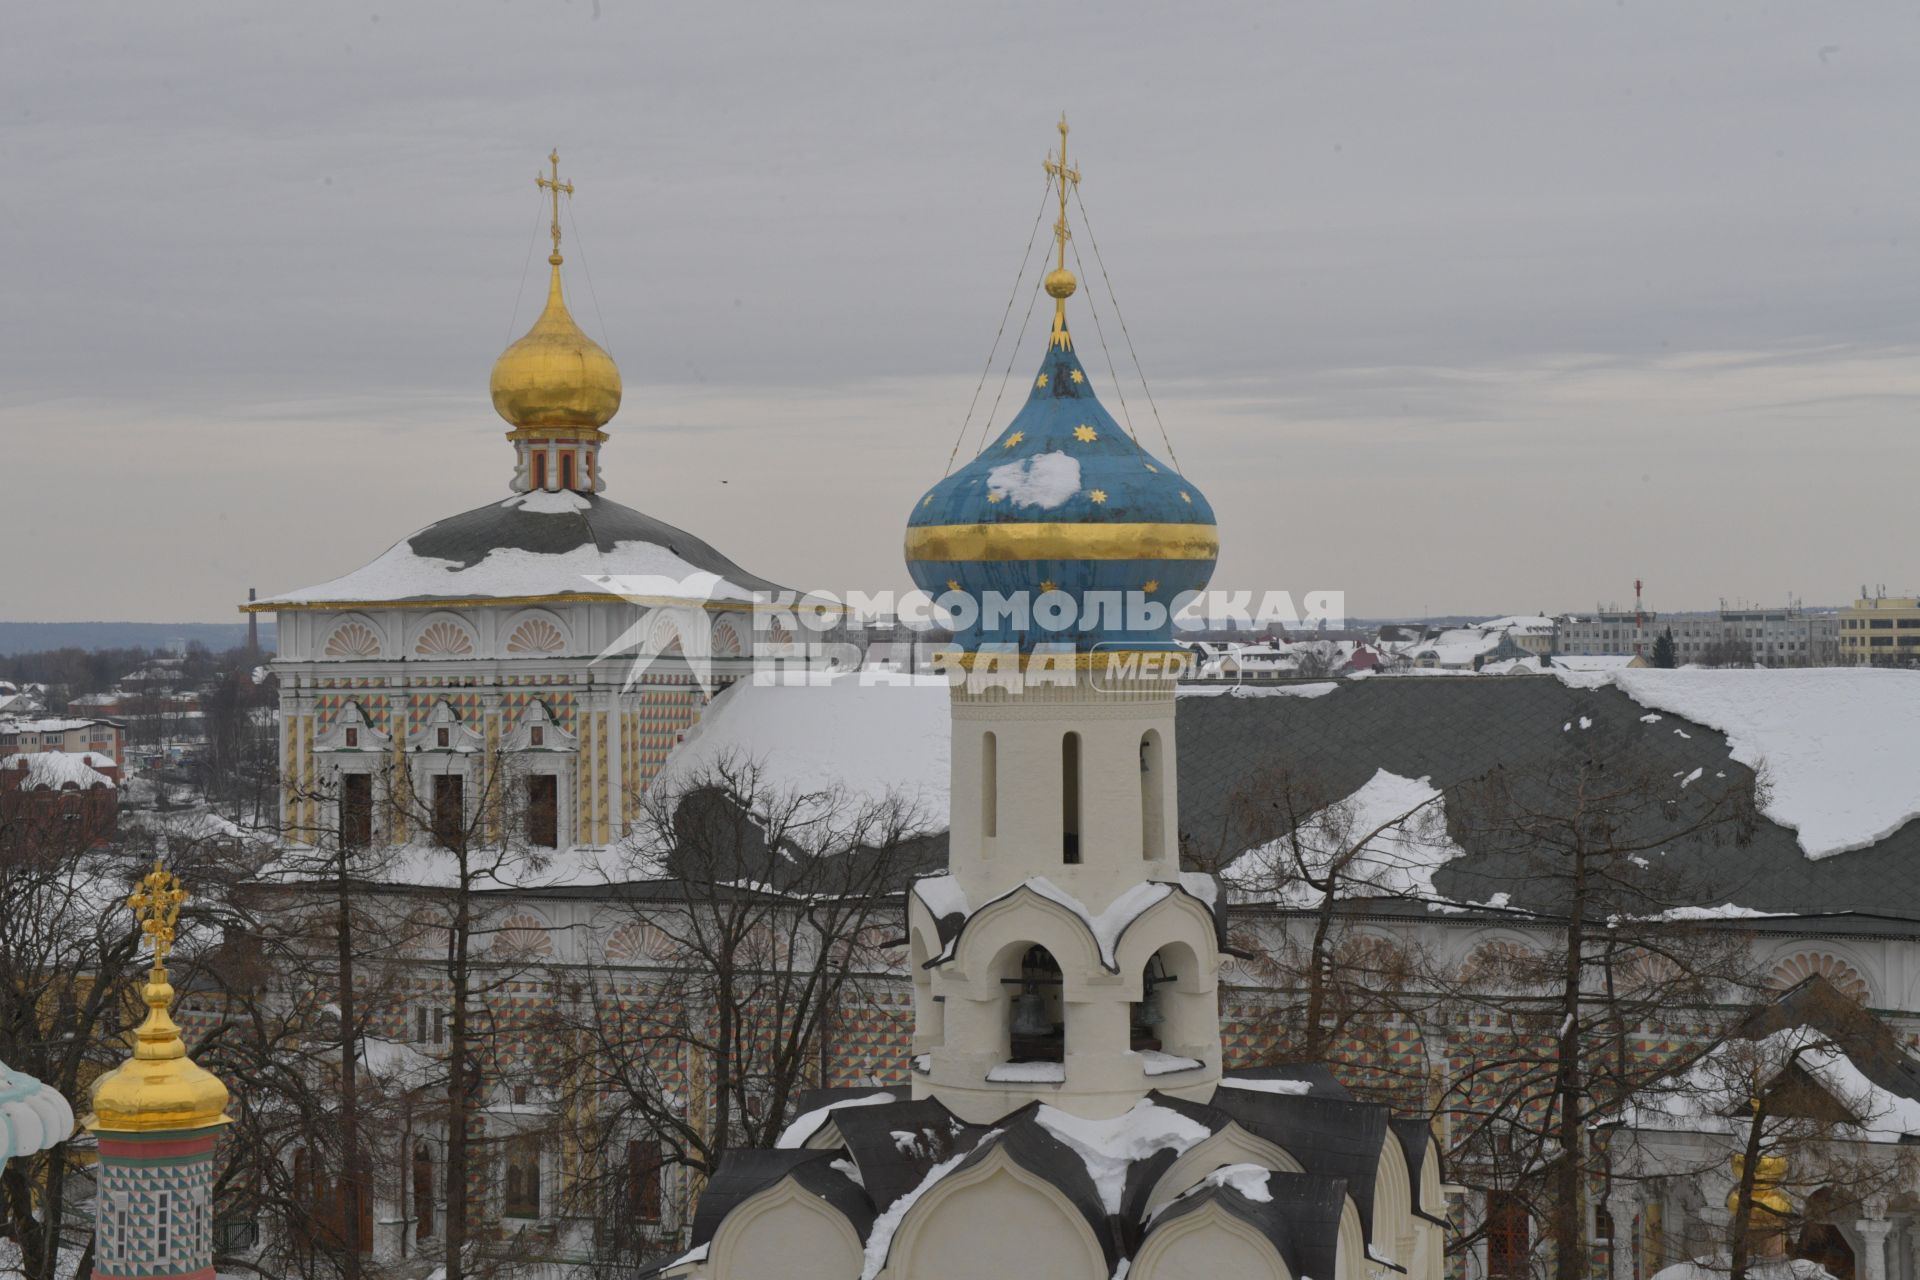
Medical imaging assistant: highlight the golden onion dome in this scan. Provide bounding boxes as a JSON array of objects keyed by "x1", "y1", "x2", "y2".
[
  {"x1": 86, "y1": 965, "x2": 230, "y2": 1133},
  {"x1": 489, "y1": 260, "x2": 622, "y2": 432}
]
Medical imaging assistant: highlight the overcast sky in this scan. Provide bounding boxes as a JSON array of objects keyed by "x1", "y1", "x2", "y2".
[{"x1": 5, "y1": 2, "x2": 1919, "y2": 623}]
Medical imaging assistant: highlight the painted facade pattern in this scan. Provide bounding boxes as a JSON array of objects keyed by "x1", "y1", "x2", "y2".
[
  {"x1": 315, "y1": 693, "x2": 391, "y2": 736},
  {"x1": 633, "y1": 680, "x2": 699, "y2": 790},
  {"x1": 95, "y1": 1131, "x2": 219, "y2": 1280}
]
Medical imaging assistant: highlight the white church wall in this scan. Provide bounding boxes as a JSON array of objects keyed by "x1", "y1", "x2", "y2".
[
  {"x1": 876, "y1": 1148, "x2": 1109, "y2": 1280},
  {"x1": 1133, "y1": 1203, "x2": 1292, "y2": 1280},
  {"x1": 708, "y1": 1179, "x2": 865, "y2": 1280}
]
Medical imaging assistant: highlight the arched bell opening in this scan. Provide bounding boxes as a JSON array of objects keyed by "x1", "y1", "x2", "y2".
[
  {"x1": 1003, "y1": 943, "x2": 1065, "y2": 1065},
  {"x1": 1131, "y1": 951, "x2": 1174, "y2": 1052},
  {"x1": 1133, "y1": 940, "x2": 1212, "y2": 1062}
]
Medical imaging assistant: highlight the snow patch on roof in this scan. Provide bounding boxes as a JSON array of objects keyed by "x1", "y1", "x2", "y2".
[
  {"x1": 1608, "y1": 669, "x2": 1920, "y2": 859},
  {"x1": 658, "y1": 674, "x2": 951, "y2": 827},
  {"x1": 1024, "y1": 877, "x2": 1174, "y2": 969},
  {"x1": 1224, "y1": 769, "x2": 1461, "y2": 905},
  {"x1": 911, "y1": 873, "x2": 970, "y2": 921},
  {"x1": 775, "y1": 1091, "x2": 896, "y2": 1150},
  {"x1": 502, "y1": 489, "x2": 593, "y2": 514},
  {"x1": 2, "y1": 752, "x2": 113, "y2": 790},
  {"x1": 1216, "y1": 1077, "x2": 1313, "y2": 1097},
  {"x1": 1036, "y1": 1100, "x2": 1213, "y2": 1214},
  {"x1": 264, "y1": 537, "x2": 763, "y2": 607},
  {"x1": 985, "y1": 1061, "x2": 1066, "y2": 1083},
  {"x1": 1624, "y1": 1026, "x2": 1920, "y2": 1143}
]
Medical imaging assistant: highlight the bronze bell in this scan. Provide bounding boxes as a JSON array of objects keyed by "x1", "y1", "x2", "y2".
[{"x1": 1010, "y1": 988, "x2": 1052, "y2": 1038}]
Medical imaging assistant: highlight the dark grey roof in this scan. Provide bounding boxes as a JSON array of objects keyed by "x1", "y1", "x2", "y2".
[
  {"x1": 1116, "y1": 1093, "x2": 1237, "y2": 1239},
  {"x1": 789, "y1": 1084, "x2": 893, "y2": 1121},
  {"x1": 405, "y1": 493, "x2": 788, "y2": 594},
  {"x1": 1388, "y1": 1116, "x2": 1446, "y2": 1225},
  {"x1": 1146, "y1": 1170, "x2": 1350, "y2": 1280},
  {"x1": 787, "y1": 1158, "x2": 877, "y2": 1240},
  {"x1": 1174, "y1": 676, "x2": 1920, "y2": 920},
  {"x1": 1206, "y1": 1087, "x2": 1391, "y2": 1240},
  {"x1": 1734, "y1": 975, "x2": 1920, "y2": 1104},
  {"x1": 689, "y1": 1089, "x2": 1421, "y2": 1274},
  {"x1": 831, "y1": 1098, "x2": 987, "y2": 1213},
  {"x1": 689, "y1": 1149, "x2": 859, "y2": 1246}
]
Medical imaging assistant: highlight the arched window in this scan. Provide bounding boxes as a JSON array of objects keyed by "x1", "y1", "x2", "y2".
[
  {"x1": 532, "y1": 451, "x2": 547, "y2": 490},
  {"x1": 1139, "y1": 729, "x2": 1164, "y2": 860},
  {"x1": 627, "y1": 1140, "x2": 662, "y2": 1224},
  {"x1": 412, "y1": 1143, "x2": 434, "y2": 1240},
  {"x1": 981, "y1": 731, "x2": 998, "y2": 839},
  {"x1": 1061, "y1": 732, "x2": 1082, "y2": 863},
  {"x1": 504, "y1": 1135, "x2": 540, "y2": 1219},
  {"x1": 560, "y1": 451, "x2": 576, "y2": 490}
]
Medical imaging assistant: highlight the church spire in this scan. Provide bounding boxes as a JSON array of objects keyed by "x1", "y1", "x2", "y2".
[
  {"x1": 1042, "y1": 113, "x2": 1081, "y2": 350},
  {"x1": 87, "y1": 860, "x2": 231, "y2": 1280},
  {"x1": 490, "y1": 150, "x2": 622, "y2": 494}
]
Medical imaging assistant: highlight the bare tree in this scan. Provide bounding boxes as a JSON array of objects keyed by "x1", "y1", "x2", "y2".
[
  {"x1": 544, "y1": 756, "x2": 930, "y2": 1266},
  {"x1": 364, "y1": 747, "x2": 552, "y2": 1280},
  {"x1": 1439, "y1": 738, "x2": 1765, "y2": 1280},
  {"x1": 1203, "y1": 762, "x2": 1453, "y2": 1073}
]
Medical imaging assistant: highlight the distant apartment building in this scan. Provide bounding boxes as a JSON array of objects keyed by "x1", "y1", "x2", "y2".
[
  {"x1": 0, "y1": 750, "x2": 119, "y2": 845},
  {"x1": 1557, "y1": 607, "x2": 1837, "y2": 667},
  {"x1": 1839, "y1": 594, "x2": 1920, "y2": 666},
  {"x1": 0, "y1": 716, "x2": 127, "y2": 768}
]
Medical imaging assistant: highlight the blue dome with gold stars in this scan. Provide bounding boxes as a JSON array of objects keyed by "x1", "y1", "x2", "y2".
[{"x1": 905, "y1": 336, "x2": 1217, "y2": 651}]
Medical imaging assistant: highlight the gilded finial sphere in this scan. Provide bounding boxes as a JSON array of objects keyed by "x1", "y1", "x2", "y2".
[{"x1": 1045, "y1": 267, "x2": 1078, "y2": 300}]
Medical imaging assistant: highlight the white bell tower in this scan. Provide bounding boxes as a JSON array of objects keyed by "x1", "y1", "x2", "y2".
[{"x1": 901, "y1": 117, "x2": 1224, "y2": 1123}]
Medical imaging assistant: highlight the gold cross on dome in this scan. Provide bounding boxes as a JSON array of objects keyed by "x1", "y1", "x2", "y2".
[
  {"x1": 128, "y1": 859, "x2": 188, "y2": 966},
  {"x1": 537, "y1": 149, "x2": 575, "y2": 264},
  {"x1": 1043, "y1": 114, "x2": 1080, "y2": 271}
]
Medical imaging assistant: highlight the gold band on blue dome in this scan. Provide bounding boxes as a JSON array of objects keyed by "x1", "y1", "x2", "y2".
[{"x1": 905, "y1": 522, "x2": 1219, "y2": 562}]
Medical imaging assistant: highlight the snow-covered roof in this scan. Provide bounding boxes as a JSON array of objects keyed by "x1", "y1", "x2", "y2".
[
  {"x1": 1621, "y1": 1026, "x2": 1920, "y2": 1144},
  {"x1": 657, "y1": 674, "x2": 951, "y2": 826},
  {"x1": 1551, "y1": 654, "x2": 1644, "y2": 672},
  {"x1": 776, "y1": 1091, "x2": 898, "y2": 1150},
  {"x1": 0, "y1": 717, "x2": 107, "y2": 734},
  {"x1": 670, "y1": 668, "x2": 1920, "y2": 879},
  {"x1": 1477, "y1": 615, "x2": 1555, "y2": 635},
  {"x1": 1410, "y1": 627, "x2": 1508, "y2": 667},
  {"x1": 1, "y1": 752, "x2": 114, "y2": 790},
  {"x1": 256, "y1": 490, "x2": 790, "y2": 609}
]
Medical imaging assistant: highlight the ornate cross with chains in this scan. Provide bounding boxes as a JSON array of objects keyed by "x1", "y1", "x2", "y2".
[
  {"x1": 128, "y1": 859, "x2": 188, "y2": 965},
  {"x1": 537, "y1": 148, "x2": 574, "y2": 263}
]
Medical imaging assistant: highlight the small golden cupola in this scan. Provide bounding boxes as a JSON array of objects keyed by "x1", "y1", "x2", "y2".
[
  {"x1": 490, "y1": 150, "x2": 622, "y2": 495},
  {"x1": 87, "y1": 861, "x2": 231, "y2": 1135}
]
